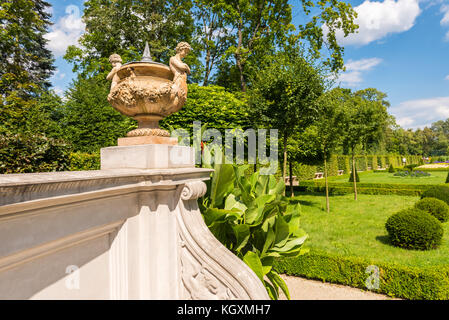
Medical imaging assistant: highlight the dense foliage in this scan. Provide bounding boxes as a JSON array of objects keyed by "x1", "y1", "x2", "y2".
[
  {"x1": 385, "y1": 208, "x2": 443, "y2": 250},
  {"x1": 421, "y1": 185, "x2": 449, "y2": 205},
  {"x1": 200, "y1": 150, "x2": 307, "y2": 299},
  {"x1": 415, "y1": 198, "x2": 449, "y2": 223},
  {"x1": 0, "y1": 133, "x2": 70, "y2": 174}
]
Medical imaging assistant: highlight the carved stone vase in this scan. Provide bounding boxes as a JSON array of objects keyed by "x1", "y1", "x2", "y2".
[{"x1": 107, "y1": 42, "x2": 191, "y2": 145}]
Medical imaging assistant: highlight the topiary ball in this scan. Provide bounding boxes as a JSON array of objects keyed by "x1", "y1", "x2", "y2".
[
  {"x1": 421, "y1": 185, "x2": 449, "y2": 205},
  {"x1": 415, "y1": 197, "x2": 449, "y2": 222},
  {"x1": 385, "y1": 208, "x2": 443, "y2": 250}
]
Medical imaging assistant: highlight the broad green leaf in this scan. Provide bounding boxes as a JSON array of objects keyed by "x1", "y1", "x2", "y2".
[
  {"x1": 243, "y1": 251, "x2": 264, "y2": 282},
  {"x1": 267, "y1": 271, "x2": 290, "y2": 300},
  {"x1": 232, "y1": 224, "x2": 250, "y2": 252},
  {"x1": 269, "y1": 179, "x2": 285, "y2": 196},
  {"x1": 271, "y1": 235, "x2": 308, "y2": 253},
  {"x1": 244, "y1": 205, "x2": 265, "y2": 225},
  {"x1": 210, "y1": 163, "x2": 235, "y2": 207},
  {"x1": 274, "y1": 216, "x2": 290, "y2": 247},
  {"x1": 263, "y1": 280, "x2": 278, "y2": 300},
  {"x1": 261, "y1": 227, "x2": 275, "y2": 256},
  {"x1": 224, "y1": 194, "x2": 247, "y2": 212}
]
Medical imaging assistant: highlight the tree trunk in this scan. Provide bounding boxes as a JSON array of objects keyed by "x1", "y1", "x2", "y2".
[
  {"x1": 352, "y1": 150, "x2": 358, "y2": 201},
  {"x1": 324, "y1": 153, "x2": 330, "y2": 212},
  {"x1": 289, "y1": 160, "x2": 294, "y2": 198},
  {"x1": 235, "y1": 16, "x2": 246, "y2": 92},
  {"x1": 283, "y1": 135, "x2": 287, "y2": 196}
]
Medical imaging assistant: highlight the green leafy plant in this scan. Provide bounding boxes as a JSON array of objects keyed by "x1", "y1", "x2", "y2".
[
  {"x1": 445, "y1": 172, "x2": 449, "y2": 183},
  {"x1": 199, "y1": 149, "x2": 307, "y2": 300},
  {"x1": 415, "y1": 198, "x2": 449, "y2": 223},
  {"x1": 385, "y1": 208, "x2": 443, "y2": 250},
  {"x1": 388, "y1": 164, "x2": 395, "y2": 173}
]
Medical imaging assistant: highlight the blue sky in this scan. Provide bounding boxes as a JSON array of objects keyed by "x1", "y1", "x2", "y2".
[{"x1": 46, "y1": 0, "x2": 449, "y2": 130}]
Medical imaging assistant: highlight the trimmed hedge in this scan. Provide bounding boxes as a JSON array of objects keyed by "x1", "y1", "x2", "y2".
[
  {"x1": 274, "y1": 250, "x2": 449, "y2": 300},
  {"x1": 385, "y1": 208, "x2": 443, "y2": 250},
  {"x1": 415, "y1": 198, "x2": 449, "y2": 223},
  {"x1": 297, "y1": 180, "x2": 436, "y2": 196},
  {"x1": 292, "y1": 154, "x2": 421, "y2": 181},
  {"x1": 421, "y1": 185, "x2": 449, "y2": 205}
]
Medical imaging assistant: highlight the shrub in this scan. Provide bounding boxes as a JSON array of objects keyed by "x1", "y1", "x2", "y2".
[
  {"x1": 348, "y1": 167, "x2": 360, "y2": 182},
  {"x1": 68, "y1": 152, "x2": 100, "y2": 171},
  {"x1": 405, "y1": 164, "x2": 419, "y2": 172},
  {"x1": 388, "y1": 164, "x2": 395, "y2": 173},
  {"x1": 274, "y1": 250, "x2": 449, "y2": 300},
  {"x1": 446, "y1": 172, "x2": 449, "y2": 183},
  {"x1": 421, "y1": 185, "x2": 449, "y2": 205},
  {"x1": 0, "y1": 133, "x2": 70, "y2": 173},
  {"x1": 385, "y1": 208, "x2": 443, "y2": 250},
  {"x1": 415, "y1": 198, "x2": 449, "y2": 223}
]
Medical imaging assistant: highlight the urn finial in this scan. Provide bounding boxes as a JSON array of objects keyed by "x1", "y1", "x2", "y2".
[{"x1": 141, "y1": 41, "x2": 153, "y2": 62}]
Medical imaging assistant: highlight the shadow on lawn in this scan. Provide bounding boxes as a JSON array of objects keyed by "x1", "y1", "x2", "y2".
[{"x1": 376, "y1": 235, "x2": 392, "y2": 246}]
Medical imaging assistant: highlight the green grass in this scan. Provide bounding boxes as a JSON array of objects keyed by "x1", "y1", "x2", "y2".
[
  {"x1": 294, "y1": 193, "x2": 449, "y2": 268},
  {"x1": 329, "y1": 171, "x2": 448, "y2": 185}
]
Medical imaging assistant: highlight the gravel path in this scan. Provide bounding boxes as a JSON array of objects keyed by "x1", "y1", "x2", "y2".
[{"x1": 280, "y1": 275, "x2": 397, "y2": 300}]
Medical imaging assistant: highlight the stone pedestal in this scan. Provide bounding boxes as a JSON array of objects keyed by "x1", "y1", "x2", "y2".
[
  {"x1": 101, "y1": 144, "x2": 195, "y2": 170},
  {"x1": 0, "y1": 145, "x2": 269, "y2": 300}
]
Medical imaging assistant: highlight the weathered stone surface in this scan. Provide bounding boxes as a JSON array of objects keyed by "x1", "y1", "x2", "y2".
[
  {"x1": 0, "y1": 166, "x2": 268, "y2": 300},
  {"x1": 100, "y1": 144, "x2": 195, "y2": 170},
  {"x1": 117, "y1": 136, "x2": 178, "y2": 146}
]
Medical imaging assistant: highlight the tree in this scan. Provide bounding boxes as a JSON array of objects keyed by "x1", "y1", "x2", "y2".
[
  {"x1": 296, "y1": 0, "x2": 358, "y2": 73},
  {"x1": 286, "y1": 126, "x2": 325, "y2": 197},
  {"x1": 221, "y1": 0, "x2": 295, "y2": 92},
  {"x1": 64, "y1": 0, "x2": 200, "y2": 79},
  {"x1": 59, "y1": 76, "x2": 135, "y2": 153},
  {"x1": 313, "y1": 89, "x2": 347, "y2": 212},
  {"x1": 341, "y1": 89, "x2": 389, "y2": 200},
  {"x1": 0, "y1": 0, "x2": 56, "y2": 134},
  {"x1": 192, "y1": 0, "x2": 235, "y2": 86},
  {"x1": 248, "y1": 52, "x2": 325, "y2": 186}
]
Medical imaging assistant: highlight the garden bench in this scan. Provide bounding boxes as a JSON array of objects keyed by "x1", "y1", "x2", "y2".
[
  {"x1": 284, "y1": 176, "x2": 299, "y2": 186},
  {"x1": 314, "y1": 172, "x2": 324, "y2": 179}
]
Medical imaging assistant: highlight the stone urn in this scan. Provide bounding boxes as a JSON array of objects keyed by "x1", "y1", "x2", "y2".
[{"x1": 106, "y1": 42, "x2": 191, "y2": 145}]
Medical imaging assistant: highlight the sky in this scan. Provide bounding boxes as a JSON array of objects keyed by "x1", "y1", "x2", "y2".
[{"x1": 45, "y1": 0, "x2": 449, "y2": 131}]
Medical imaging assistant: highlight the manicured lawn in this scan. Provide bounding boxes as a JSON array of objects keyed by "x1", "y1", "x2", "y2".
[
  {"x1": 293, "y1": 193, "x2": 449, "y2": 268},
  {"x1": 328, "y1": 171, "x2": 448, "y2": 185}
]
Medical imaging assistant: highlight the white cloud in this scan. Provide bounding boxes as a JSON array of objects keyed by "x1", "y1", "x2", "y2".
[
  {"x1": 441, "y1": 4, "x2": 449, "y2": 25},
  {"x1": 337, "y1": 57, "x2": 383, "y2": 87},
  {"x1": 333, "y1": 0, "x2": 421, "y2": 46},
  {"x1": 391, "y1": 96, "x2": 449, "y2": 129},
  {"x1": 444, "y1": 74, "x2": 449, "y2": 80},
  {"x1": 44, "y1": 5, "x2": 85, "y2": 57},
  {"x1": 440, "y1": 4, "x2": 449, "y2": 41}
]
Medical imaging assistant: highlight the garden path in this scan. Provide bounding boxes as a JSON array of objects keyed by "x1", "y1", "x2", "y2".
[{"x1": 280, "y1": 275, "x2": 398, "y2": 300}]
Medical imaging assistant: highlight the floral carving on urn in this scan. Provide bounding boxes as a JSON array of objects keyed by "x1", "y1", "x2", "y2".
[{"x1": 107, "y1": 42, "x2": 192, "y2": 137}]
